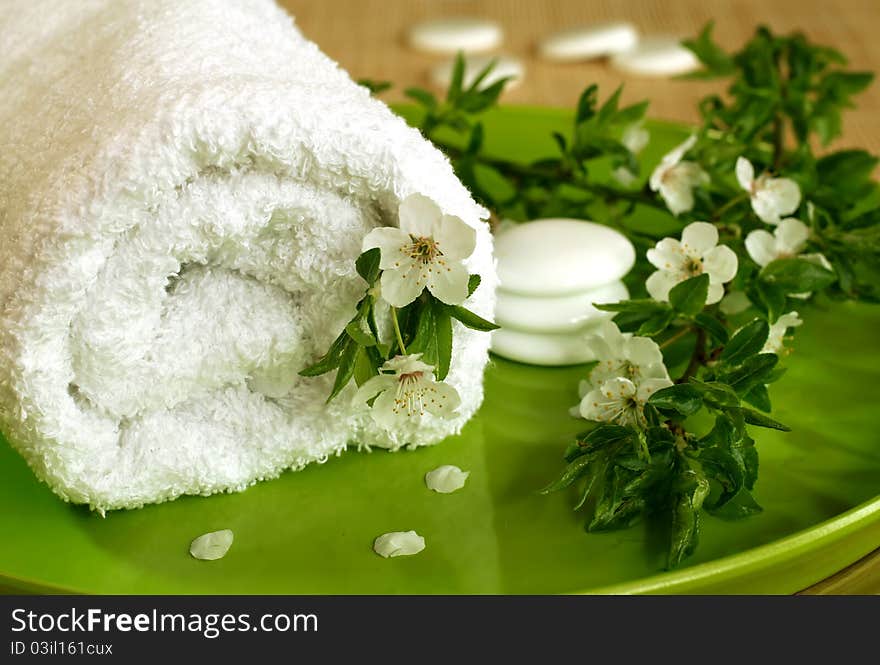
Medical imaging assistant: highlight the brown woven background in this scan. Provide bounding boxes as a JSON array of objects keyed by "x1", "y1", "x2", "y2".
[
  {"x1": 279, "y1": 0, "x2": 880, "y2": 154},
  {"x1": 276, "y1": 0, "x2": 880, "y2": 593}
]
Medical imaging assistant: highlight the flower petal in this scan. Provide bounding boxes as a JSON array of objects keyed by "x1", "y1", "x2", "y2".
[
  {"x1": 744, "y1": 229, "x2": 777, "y2": 267},
  {"x1": 398, "y1": 193, "x2": 441, "y2": 236},
  {"x1": 425, "y1": 465, "x2": 469, "y2": 493},
  {"x1": 637, "y1": 377, "x2": 674, "y2": 402},
  {"x1": 427, "y1": 261, "x2": 469, "y2": 305},
  {"x1": 423, "y1": 380, "x2": 461, "y2": 419},
  {"x1": 373, "y1": 531, "x2": 426, "y2": 558},
  {"x1": 382, "y1": 353, "x2": 432, "y2": 374},
  {"x1": 775, "y1": 217, "x2": 809, "y2": 254},
  {"x1": 436, "y1": 214, "x2": 477, "y2": 262},
  {"x1": 659, "y1": 175, "x2": 696, "y2": 216},
  {"x1": 735, "y1": 156, "x2": 754, "y2": 191},
  {"x1": 752, "y1": 177, "x2": 801, "y2": 225},
  {"x1": 706, "y1": 282, "x2": 725, "y2": 305},
  {"x1": 352, "y1": 373, "x2": 398, "y2": 406},
  {"x1": 625, "y1": 336, "x2": 664, "y2": 368},
  {"x1": 647, "y1": 238, "x2": 683, "y2": 270},
  {"x1": 369, "y1": 387, "x2": 408, "y2": 429},
  {"x1": 703, "y1": 244, "x2": 738, "y2": 283},
  {"x1": 362, "y1": 227, "x2": 411, "y2": 270},
  {"x1": 681, "y1": 221, "x2": 719, "y2": 257},
  {"x1": 646, "y1": 269, "x2": 679, "y2": 302},
  {"x1": 380, "y1": 266, "x2": 425, "y2": 307}
]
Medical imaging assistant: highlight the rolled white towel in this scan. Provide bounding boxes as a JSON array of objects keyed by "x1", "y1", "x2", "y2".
[{"x1": 0, "y1": 0, "x2": 495, "y2": 510}]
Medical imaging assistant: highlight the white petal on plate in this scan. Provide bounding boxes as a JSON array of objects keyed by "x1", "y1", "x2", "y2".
[
  {"x1": 681, "y1": 221, "x2": 719, "y2": 256},
  {"x1": 373, "y1": 530, "x2": 426, "y2": 558},
  {"x1": 703, "y1": 244, "x2": 739, "y2": 283},
  {"x1": 190, "y1": 529, "x2": 234, "y2": 561},
  {"x1": 735, "y1": 156, "x2": 754, "y2": 191},
  {"x1": 425, "y1": 465, "x2": 470, "y2": 493},
  {"x1": 744, "y1": 229, "x2": 778, "y2": 267},
  {"x1": 398, "y1": 193, "x2": 441, "y2": 237}
]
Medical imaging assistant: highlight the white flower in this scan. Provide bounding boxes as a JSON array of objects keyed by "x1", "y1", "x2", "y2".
[
  {"x1": 649, "y1": 135, "x2": 709, "y2": 215},
  {"x1": 613, "y1": 124, "x2": 650, "y2": 187},
  {"x1": 573, "y1": 321, "x2": 672, "y2": 427},
  {"x1": 646, "y1": 221, "x2": 738, "y2": 305},
  {"x1": 585, "y1": 320, "x2": 670, "y2": 387},
  {"x1": 353, "y1": 354, "x2": 460, "y2": 429},
  {"x1": 578, "y1": 376, "x2": 673, "y2": 428},
  {"x1": 763, "y1": 311, "x2": 803, "y2": 354},
  {"x1": 744, "y1": 217, "x2": 810, "y2": 267},
  {"x1": 362, "y1": 194, "x2": 477, "y2": 308},
  {"x1": 736, "y1": 157, "x2": 801, "y2": 225}
]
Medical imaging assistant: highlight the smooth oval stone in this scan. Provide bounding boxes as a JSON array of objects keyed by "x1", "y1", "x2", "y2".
[
  {"x1": 431, "y1": 54, "x2": 524, "y2": 91},
  {"x1": 539, "y1": 22, "x2": 638, "y2": 62},
  {"x1": 495, "y1": 219, "x2": 636, "y2": 296},
  {"x1": 408, "y1": 18, "x2": 503, "y2": 54},
  {"x1": 491, "y1": 324, "x2": 602, "y2": 366},
  {"x1": 496, "y1": 281, "x2": 628, "y2": 333},
  {"x1": 610, "y1": 36, "x2": 700, "y2": 77}
]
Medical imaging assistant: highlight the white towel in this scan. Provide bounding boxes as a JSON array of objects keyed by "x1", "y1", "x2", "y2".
[{"x1": 0, "y1": 0, "x2": 495, "y2": 510}]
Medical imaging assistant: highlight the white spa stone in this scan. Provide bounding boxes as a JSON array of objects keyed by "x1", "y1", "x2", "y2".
[
  {"x1": 610, "y1": 36, "x2": 700, "y2": 77},
  {"x1": 494, "y1": 219, "x2": 636, "y2": 296},
  {"x1": 491, "y1": 324, "x2": 602, "y2": 366},
  {"x1": 431, "y1": 54, "x2": 524, "y2": 91},
  {"x1": 408, "y1": 18, "x2": 503, "y2": 54},
  {"x1": 538, "y1": 22, "x2": 639, "y2": 62},
  {"x1": 495, "y1": 281, "x2": 629, "y2": 333},
  {"x1": 373, "y1": 531, "x2": 426, "y2": 558}
]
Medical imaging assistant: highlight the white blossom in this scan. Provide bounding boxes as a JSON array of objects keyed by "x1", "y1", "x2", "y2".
[
  {"x1": 745, "y1": 217, "x2": 810, "y2": 267},
  {"x1": 646, "y1": 221, "x2": 738, "y2": 305},
  {"x1": 573, "y1": 321, "x2": 672, "y2": 427},
  {"x1": 189, "y1": 530, "x2": 234, "y2": 561},
  {"x1": 362, "y1": 194, "x2": 476, "y2": 307},
  {"x1": 649, "y1": 135, "x2": 709, "y2": 215},
  {"x1": 353, "y1": 354, "x2": 460, "y2": 430},
  {"x1": 613, "y1": 124, "x2": 650, "y2": 187},
  {"x1": 763, "y1": 311, "x2": 803, "y2": 354},
  {"x1": 736, "y1": 157, "x2": 801, "y2": 225},
  {"x1": 578, "y1": 376, "x2": 672, "y2": 428}
]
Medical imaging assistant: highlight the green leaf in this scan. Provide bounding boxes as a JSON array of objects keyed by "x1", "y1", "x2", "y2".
[
  {"x1": 636, "y1": 308, "x2": 675, "y2": 336},
  {"x1": 743, "y1": 384, "x2": 772, "y2": 412},
  {"x1": 689, "y1": 378, "x2": 741, "y2": 407},
  {"x1": 446, "y1": 52, "x2": 466, "y2": 102},
  {"x1": 759, "y1": 258, "x2": 836, "y2": 293},
  {"x1": 357, "y1": 79, "x2": 392, "y2": 95},
  {"x1": 404, "y1": 87, "x2": 437, "y2": 109},
  {"x1": 355, "y1": 248, "x2": 381, "y2": 285},
  {"x1": 446, "y1": 305, "x2": 499, "y2": 331},
  {"x1": 747, "y1": 280, "x2": 786, "y2": 324},
  {"x1": 467, "y1": 274, "x2": 481, "y2": 297},
  {"x1": 539, "y1": 452, "x2": 598, "y2": 494},
  {"x1": 299, "y1": 331, "x2": 347, "y2": 377},
  {"x1": 694, "y1": 313, "x2": 729, "y2": 344},
  {"x1": 722, "y1": 319, "x2": 770, "y2": 365},
  {"x1": 681, "y1": 21, "x2": 735, "y2": 77},
  {"x1": 739, "y1": 407, "x2": 791, "y2": 431},
  {"x1": 327, "y1": 339, "x2": 359, "y2": 403},
  {"x1": 353, "y1": 346, "x2": 379, "y2": 387},
  {"x1": 408, "y1": 299, "x2": 453, "y2": 380},
  {"x1": 594, "y1": 299, "x2": 671, "y2": 314},
  {"x1": 724, "y1": 353, "x2": 779, "y2": 394},
  {"x1": 709, "y1": 488, "x2": 763, "y2": 520},
  {"x1": 668, "y1": 274, "x2": 710, "y2": 317},
  {"x1": 577, "y1": 424, "x2": 634, "y2": 450},
  {"x1": 648, "y1": 384, "x2": 704, "y2": 416},
  {"x1": 345, "y1": 313, "x2": 377, "y2": 347}
]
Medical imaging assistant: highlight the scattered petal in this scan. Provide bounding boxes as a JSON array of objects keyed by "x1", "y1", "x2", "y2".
[
  {"x1": 425, "y1": 465, "x2": 470, "y2": 493},
  {"x1": 190, "y1": 529, "x2": 234, "y2": 561},
  {"x1": 373, "y1": 530, "x2": 426, "y2": 558}
]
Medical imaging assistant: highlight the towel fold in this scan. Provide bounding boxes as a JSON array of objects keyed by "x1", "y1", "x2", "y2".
[{"x1": 0, "y1": 0, "x2": 495, "y2": 510}]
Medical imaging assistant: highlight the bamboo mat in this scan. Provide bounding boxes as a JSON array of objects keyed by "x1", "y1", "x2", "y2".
[
  {"x1": 279, "y1": 0, "x2": 880, "y2": 154},
  {"x1": 278, "y1": 0, "x2": 880, "y2": 594}
]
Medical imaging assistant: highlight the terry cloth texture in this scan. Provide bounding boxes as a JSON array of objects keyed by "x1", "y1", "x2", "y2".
[{"x1": 0, "y1": 0, "x2": 495, "y2": 510}]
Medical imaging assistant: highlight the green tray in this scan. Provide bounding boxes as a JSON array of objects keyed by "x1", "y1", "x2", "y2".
[{"x1": 1, "y1": 107, "x2": 878, "y2": 594}]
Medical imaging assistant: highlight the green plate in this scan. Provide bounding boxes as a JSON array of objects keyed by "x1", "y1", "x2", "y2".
[{"x1": 2, "y1": 107, "x2": 879, "y2": 594}]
